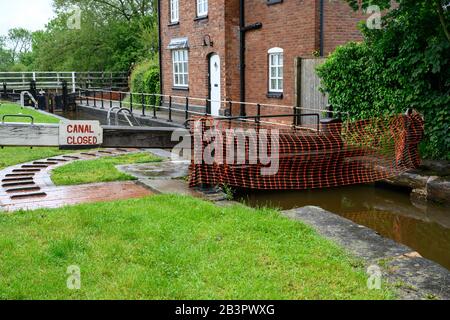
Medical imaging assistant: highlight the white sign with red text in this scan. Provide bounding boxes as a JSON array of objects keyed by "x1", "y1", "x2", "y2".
[{"x1": 59, "y1": 121, "x2": 103, "y2": 147}]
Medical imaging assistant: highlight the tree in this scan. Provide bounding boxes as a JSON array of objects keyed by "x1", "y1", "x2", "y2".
[
  {"x1": 53, "y1": 0, "x2": 157, "y2": 22},
  {"x1": 7, "y1": 28, "x2": 32, "y2": 63},
  {"x1": 0, "y1": 37, "x2": 14, "y2": 71},
  {"x1": 25, "y1": 0, "x2": 158, "y2": 72}
]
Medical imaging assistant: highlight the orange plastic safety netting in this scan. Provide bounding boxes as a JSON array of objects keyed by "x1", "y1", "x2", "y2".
[{"x1": 188, "y1": 113, "x2": 424, "y2": 190}]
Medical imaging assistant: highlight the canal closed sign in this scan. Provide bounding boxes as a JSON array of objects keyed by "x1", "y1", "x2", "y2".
[{"x1": 59, "y1": 121, "x2": 103, "y2": 147}]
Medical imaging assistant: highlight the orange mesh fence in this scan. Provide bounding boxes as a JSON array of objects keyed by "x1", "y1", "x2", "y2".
[{"x1": 189, "y1": 113, "x2": 424, "y2": 190}]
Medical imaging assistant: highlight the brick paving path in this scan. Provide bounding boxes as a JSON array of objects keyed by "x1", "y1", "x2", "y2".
[{"x1": 0, "y1": 148, "x2": 152, "y2": 212}]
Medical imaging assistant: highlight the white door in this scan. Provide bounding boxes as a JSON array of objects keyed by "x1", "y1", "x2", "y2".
[{"x1": 209, "y1": 54, "x2": 221, "y2": 116}]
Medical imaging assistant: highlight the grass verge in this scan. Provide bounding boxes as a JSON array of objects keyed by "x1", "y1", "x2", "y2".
[
  {"x1": 0, "y1": 102, "x2": 70, "y2": 170},
  {"x1": 0, "y1": 195, "x2": 394, "y2": 300},
  {"x1": 51, "y1": 152, "x2": 161, "y2": 186},
  {"x1": 0, "y1": 102, "x2": 60, "y2": 124}
]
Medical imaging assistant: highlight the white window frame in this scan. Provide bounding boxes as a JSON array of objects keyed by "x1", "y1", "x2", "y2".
[
  {"x1": 197, "y1": 0, "x2": 208, "y2": 17},
  {"x1": 268, "y1": 47, "x2": 284, "y2": 93},
  {"x1": 172, "y1": 49, "x2": 189, "y2": 88},
  {"x1": 170, "y1": 0, "x2": 179, "y2": 23}
]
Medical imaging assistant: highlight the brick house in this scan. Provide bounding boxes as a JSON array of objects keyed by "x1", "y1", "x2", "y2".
[{"x1": 157, "y1": 0, "x2": 365, "y2": 116}]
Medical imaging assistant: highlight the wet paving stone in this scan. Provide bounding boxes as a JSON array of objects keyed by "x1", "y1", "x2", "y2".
[{"x1": 0, "y1": 150, "x2": 151, "y2": 212}]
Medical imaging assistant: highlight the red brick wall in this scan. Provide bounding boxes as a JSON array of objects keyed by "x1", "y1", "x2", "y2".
[
  {"x1": 323, "y1": 0, "x2": 365, "y2": 55},
  {"x1": 159, "y1": 0, "x2": 364, "y2": 114},
  {"x1": 160, "y1": 0, "x2": 228, "y2": 101},
  {"x1": 244, "y1": 0, "x2": 318, "y2": 110}
]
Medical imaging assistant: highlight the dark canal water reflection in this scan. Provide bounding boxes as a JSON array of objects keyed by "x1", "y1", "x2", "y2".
[{"x1": 236, "y1": 184, "x2": 450, "y2": 270}]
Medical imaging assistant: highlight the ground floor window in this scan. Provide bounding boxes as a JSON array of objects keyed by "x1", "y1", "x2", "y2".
[
  {"x1": 172, "y1": 49, "x2": 189, "y2": 87},
  {"x1": 268, "y1": 47, "x2": 283, "y2": 93}
]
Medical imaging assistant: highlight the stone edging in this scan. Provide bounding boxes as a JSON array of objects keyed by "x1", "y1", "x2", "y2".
[{"x1": 283, "y1": 206, "x2": 450, "y2": 300}]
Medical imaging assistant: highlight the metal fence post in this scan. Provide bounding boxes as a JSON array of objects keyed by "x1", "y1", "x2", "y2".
[
  {"x1": 228, "y1": 101, "x2": 233, "y2": 117},
  {"x1": 72, "y1": 72, "x2": 76, "y2": 93},
  {"x1": 153, "y1": 94, "x2": 157, "y2": 119},
  {"x1": 29, "y1": 80, "x2": 37, "y2": 104},
  {"x1": 185, "y1": 97, "x2": 189, "y2": 121},
  {"x1": 168, "y1": 96, "x2": 173, "y2": 122},
  {"x1": 119, "y1": 92, "x2": 122, "y2": 109},
  {"x1": 110, "y1": 91, "x2": 113, "y2": 109},
  {"x1": 142, "y1": 93, "x2": 145, "y2": 116},
  {"x1": 101, "y1": 90, "x2": 104, "y2": 109},
  {"x1": 256, "y1": 104, "x2": 261, "y2": 124},
  {"x1": 293, "y1": 106, "x2": 298, "y2": 126},
  {"x1": 86, "y1": 89, "x2": 89, "y2": 106},
  {"x1": 130, "y1": 92, "x2": 133, "y2": 112},
  {"x1": 62, "y1": 80, "x2": 68, "y2": 112},
  {"x1": 2, "y1": 82, "x2": 7, "y2": 99},
  {"x1": 327, "y1": 104, "x2": 333, "y2": 119},
  {"x1": 93, "y1": 90, "x2": 97, "y2": 108}
]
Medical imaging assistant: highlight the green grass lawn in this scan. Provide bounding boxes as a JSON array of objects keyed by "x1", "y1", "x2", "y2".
[
  {"x1": 0, "y1": 102, "x2": 70, "y2": 170},
  {"x1": 0, "y1": 102, "x2": 60, "y2": 124},
  {"x1": 0, "y1": 195, "x2": 394, "y2": 300},
  {"x1": 51, "y1": 152, "x2": 162, "y2": 186}
]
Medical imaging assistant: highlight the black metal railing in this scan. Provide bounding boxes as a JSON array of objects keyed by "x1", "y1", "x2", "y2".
[{"x1": 74, "y1": 88, "x2": 347, "y2": 130}]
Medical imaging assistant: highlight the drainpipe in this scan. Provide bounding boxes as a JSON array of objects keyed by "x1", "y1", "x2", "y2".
[
  {"x1": 239, "y1": 0, "x2": 246, "y2": 116},
  {"x1": 319, "y1": 0, "x2": 324, "y2": 56},
  {"x1": 239, "y1": 0, "x2": 262, "y2": 116},
  {"x1": 157, "y1": 0, "x2": 164, "y2": 97}
]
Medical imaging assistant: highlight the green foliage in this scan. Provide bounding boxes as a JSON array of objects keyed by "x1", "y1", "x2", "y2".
[
  {"x1": 4, "y1": 0, "x2": 158, "y2": 72},
  {"x1": 130, "y1": 58, "x2": 161, "y2": 106},
  {"x1": 317, "y1": 0, "x2": 450, "y2": 160}
]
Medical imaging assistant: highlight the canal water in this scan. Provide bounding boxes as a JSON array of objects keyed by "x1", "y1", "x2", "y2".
[{"x1": 236, "y1": 184, "x2": 450, "y2": 271}]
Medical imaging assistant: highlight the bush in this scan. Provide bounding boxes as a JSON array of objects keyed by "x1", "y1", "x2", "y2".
[
  {"x1": 317, "y1": 2, "x2": 450, "y2": 160},
  {"x1": 130, "y1": 57, "x2": 160, "y2": 107}
]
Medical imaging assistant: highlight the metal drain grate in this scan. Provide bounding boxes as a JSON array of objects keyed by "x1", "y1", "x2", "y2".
[
  {"x1": 2, "y1": 177, "x2": 34, "y2": 183},
  {"x1": 2, "y1": 181, "x2": 36, "y2": 188},
  {"x1": 6, "y1": 186, "x2": 41, "y2": 193},
  {"x1": 10, "y1": 192, "x2": 47, "y2": 199}
]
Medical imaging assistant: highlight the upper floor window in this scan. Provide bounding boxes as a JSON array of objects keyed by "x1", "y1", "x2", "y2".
[
  {"x1": 170, "y1": 0, "x2": 179, "y2": 23},
  {"x1": 197, "y1": 0, "x2": 208, "y2": 17},
  {"x1": 268, "y1": 47, "x2": 283, "y2": 93},
  {"x1": 172, "y1": 49, "x2": 189, "y2": 87}
]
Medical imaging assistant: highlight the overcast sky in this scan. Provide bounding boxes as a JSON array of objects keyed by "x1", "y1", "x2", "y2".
[{"x1": 0, "y1": 0, "x2": 55, "y2": 37}]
